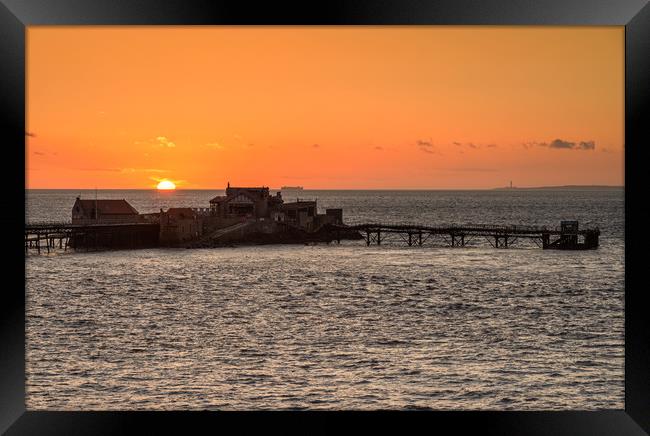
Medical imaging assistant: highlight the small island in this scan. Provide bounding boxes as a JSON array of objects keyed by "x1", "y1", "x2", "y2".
[{"x1": 63, "y1": 183, "x2": 361, "y2": 249}]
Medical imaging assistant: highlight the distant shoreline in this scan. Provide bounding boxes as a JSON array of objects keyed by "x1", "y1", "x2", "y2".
[{"x1": 492, "y1": 185, "x2": 623, "y2": 191}]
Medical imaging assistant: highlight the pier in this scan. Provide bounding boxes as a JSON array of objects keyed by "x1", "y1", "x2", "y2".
[
  {"x1": 26, "y1": 193, "x2": 600, "y2": 255},
  {"x1": 25, "y1": 220, "x2": 600, "y2": 254},
  {"x1": 340, "y1": 220, "x2": 599, "y2": 250},
  {"x1": 25, "y1": 222, "x2": 159, "y2": 254}
]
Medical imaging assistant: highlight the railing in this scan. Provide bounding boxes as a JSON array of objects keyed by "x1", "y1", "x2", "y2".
[
  {"x1": 340, "y1": 221, "x2": 599, "y2": 235},
  {"x1": 191, "y1": 207, "x2": 212, "y2": 215}
]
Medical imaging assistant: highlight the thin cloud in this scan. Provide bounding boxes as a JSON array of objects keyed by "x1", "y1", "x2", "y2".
[
  {"x1": 374, "y1": 146, "x2": 383, "y2": 151},
  {"x1": 206, "y1": 142, "x2": 225, "y2": 150},
  {"x1": 548, "y1": 138, "x2": 596, "y2": 151},
  {"x1": 135, "y1": 136, "x2": 177, "y2": 148},
  {"x1": 33, "y1": 151, "x2": 45, "y2": 156},
  {"x1": 523, "y1": 139, "x2": 595, "y2": 151},
  {"x1": 578, "y1": 141, "x2": 595, "y2": 150},
  {"x1": 549, "y1": 139, "x2": 575, "y2": 149},
  {"x1": 312, "y1": 143, "x2": 320, "y2": 148},
  {"x1": 150, "y1": 176, "x2": 186, "y2": 186},
  {"x1": 451, "y1": 141, "x2": 493, "y2": 149},
  {"x1": 417, "y1": 139, "x2": 441, "y2": 155},
  {"x1": 76, "y1": 167, "x2": 122, "y2": 172},
  {"x1": 156, "y1": 136, "x2": 176, "y2": 148},
  {"x1": 26, "y1": 131, "x2": 36, "y2": 137},
  {"x1": 121, "y1": 168, "x2": 169, "y2": 174}
]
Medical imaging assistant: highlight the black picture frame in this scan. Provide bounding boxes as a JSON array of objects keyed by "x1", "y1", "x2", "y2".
[{"x1": 2, "y1": 1, "x2": 648, "y2": 434}]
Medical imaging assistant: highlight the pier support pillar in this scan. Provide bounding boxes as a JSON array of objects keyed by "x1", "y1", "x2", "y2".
[
  {"x1": 366, "y1": 231, "x2": 370, "y2": 246},
  {"x1": 542, "y1": 234, "x2": 550, "y2": 249},
  {"x1": 408, "y1": 233, "x2": 412, "y2": 246},
  {"x1": 377, "y1": 230, "x2": 381, "y2": 245}
]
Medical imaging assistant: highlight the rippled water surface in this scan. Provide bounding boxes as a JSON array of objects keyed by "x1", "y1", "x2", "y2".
[{"x1": 26, "y1": 189, "x2": 624, "y2": 410}]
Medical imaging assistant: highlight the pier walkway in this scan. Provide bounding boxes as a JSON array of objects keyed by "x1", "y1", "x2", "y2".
[
  {"x1": 25, "y1": 222, "x2": 159, "y2": 254},
  {"x1": 26, "y1": 220, "x2": 601, "y2": 253},
  {"x1": 336, "y1": 221, "x2": 600, "y2": 249}
]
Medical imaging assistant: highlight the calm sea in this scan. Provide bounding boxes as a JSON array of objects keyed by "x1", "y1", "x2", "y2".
[{"x1": 25, "y1": 189, "x2": 624, "y2": 410}]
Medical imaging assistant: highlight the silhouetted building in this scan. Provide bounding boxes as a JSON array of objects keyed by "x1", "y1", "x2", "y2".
[
  {"x1": 72, "y1": 197, "x2": 140, "y2": 224},
  {"x1": 280, "y1": 200, "x2": 317, "y2": 229},
  {"x1": 209, "y1": 183, "x2": 283, "y2": 219},
  {"x1": 160, "y1": 208, "x2": 203, "y2": 245},
  {"x1": 207, "y1": 183, "x2": 344, "y2": 232},
  {"x1": 325, "y1": 208, "x2": 343, "y2": 225}
]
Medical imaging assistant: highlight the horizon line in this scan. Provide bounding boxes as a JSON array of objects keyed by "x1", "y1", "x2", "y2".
[{"x1": 25, "y1": 184, "x2": 625, "y2": 191}]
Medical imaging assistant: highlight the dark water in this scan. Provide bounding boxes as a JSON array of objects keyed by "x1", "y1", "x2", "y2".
[{"x1": 25, "y1": 189, "x2": 624, "y2": 410}]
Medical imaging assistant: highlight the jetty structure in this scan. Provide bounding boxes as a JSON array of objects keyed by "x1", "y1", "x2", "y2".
[
  {"x1": 25, "y1": 184, "x2": 600, "y2": 253},
  {"x1": 341, "y1": 220, "x2": 599, "y2": 250}
]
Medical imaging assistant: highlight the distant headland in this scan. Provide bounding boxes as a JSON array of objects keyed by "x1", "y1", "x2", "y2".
[{"x1": 493, "y1": 185, "x2": 623, "y2": 191}]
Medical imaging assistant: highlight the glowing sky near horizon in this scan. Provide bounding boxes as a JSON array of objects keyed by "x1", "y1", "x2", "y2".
[{"x1": 26, "y1": 26, "x2": 624, "y2": 189}]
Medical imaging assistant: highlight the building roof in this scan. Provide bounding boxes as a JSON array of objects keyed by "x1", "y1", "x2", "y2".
[
  {"x1": 209, "y1": 195, "x2": 228, "y2": 204},
  {"x1": 227, "y1": 186, "x2": 269, "y2": 191},
  {"x1": 74, "y1": 199, "x2": 139, "y2": 215},
  {"x1": 226, "y1": 186, "x2": 270, "y2": 200},
  {"x1": 210, "y1": 186, "x2": 272, "y2": 204}
]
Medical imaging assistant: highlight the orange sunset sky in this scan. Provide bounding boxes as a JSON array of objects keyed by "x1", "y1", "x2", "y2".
[{"x1": 26, "y1": 26, "x2": 624, "y2": 190}]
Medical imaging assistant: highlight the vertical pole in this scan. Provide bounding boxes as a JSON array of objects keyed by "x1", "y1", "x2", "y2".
[
  {"x1": 37, "y1": 234, "x2": 40, "y2": 254},
  {"x1": 366, "y1": 231, "x2": 370, "y2": 246},
  {"x1": 461, "y1": 235, "x2": 465, "y2": 247},
  {"x1": 451, "y1": 234, "x2": 455, "y2": 247},
  {"x1": 377, "y1": 230, "x2": 381, "y2": 245},
  {"x1": 46, "y1": 233, "x2": 50, "y2": 253},
  {"x1": 408, "y1": 232, "x2": 412, "y2": 246},
  {"x1": 418, "y1": 231, "x2": 422, "y2": 246}
]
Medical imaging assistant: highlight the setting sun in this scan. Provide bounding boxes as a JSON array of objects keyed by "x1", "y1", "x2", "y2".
[{"x1": 156, "y1": 180, "x2": 176, "y2": 190}]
